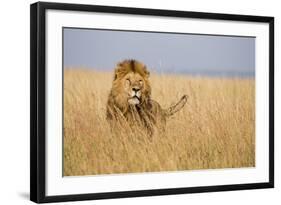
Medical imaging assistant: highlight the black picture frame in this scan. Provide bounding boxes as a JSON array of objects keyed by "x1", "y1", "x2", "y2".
[{"x1": 30, "y1": 1, "x2": 274, "y2": 203}]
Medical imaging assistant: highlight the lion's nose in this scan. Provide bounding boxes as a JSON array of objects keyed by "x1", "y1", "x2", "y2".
[{"x1": 132, "y1": 87, "x2": 140, "y2": 92}]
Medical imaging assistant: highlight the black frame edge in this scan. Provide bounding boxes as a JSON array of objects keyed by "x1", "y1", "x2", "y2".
[
  {"x1": 36, "y1": 1, "x2": 274, "y2": 22},
  {"x1": 30, "y1": 2, "x2": 39, "y2": 203},
  {"x1": 30, "y1": 1, "x2": 274, "y2": 203},
  {"x1": 30, "y1": 2, "x2": 47, "y2": 203},
  {"x1": 39, "y1": 183, "x2": 272, "y2": 203},
  {"x1": 268, "y1": 17, "x2": 274, "y2": 188}
]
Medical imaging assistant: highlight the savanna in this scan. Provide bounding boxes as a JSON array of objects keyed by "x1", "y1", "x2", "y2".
[{"x1": 63, "y1": 67, "x2": 255, "y2": 176}]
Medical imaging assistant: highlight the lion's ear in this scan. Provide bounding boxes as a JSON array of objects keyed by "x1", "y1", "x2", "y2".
[
  {"x1": 113, "y1": 66, "x2": 122, "y2": 80},
  {"x1": 143, "y1": 66, "x2": 150, "y2": 78}
]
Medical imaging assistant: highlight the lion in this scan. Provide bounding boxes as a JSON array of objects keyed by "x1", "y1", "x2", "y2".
[{"x1": 106, "y1": 59, "x2": 188, "y2": 137}]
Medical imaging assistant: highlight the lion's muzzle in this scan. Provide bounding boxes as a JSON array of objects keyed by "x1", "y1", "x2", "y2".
[{"x1": 128, "y1": 87, "x2": 141, "y2": 105}]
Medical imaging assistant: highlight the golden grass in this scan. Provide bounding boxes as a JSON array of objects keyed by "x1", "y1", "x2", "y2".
[{"x1": 63, "y1": 68, "x2": 255, "y2": 176}]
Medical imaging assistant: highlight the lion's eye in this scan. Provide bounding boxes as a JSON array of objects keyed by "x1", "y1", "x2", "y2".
[
  {"x1": 125, "y1": 79, "x2": 131, "y2": 86},
  {"x1": 139, "y1": 80, "x2": 143, "y2": 85}
]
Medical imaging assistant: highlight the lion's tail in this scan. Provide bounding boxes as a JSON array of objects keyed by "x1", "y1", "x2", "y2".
[{"x1": 164, "y1": 95, "x2": 188, "y2": 117}]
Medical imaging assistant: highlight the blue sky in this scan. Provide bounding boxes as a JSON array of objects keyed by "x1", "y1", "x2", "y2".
[{"x1": 63, "y1": 28, "x2": 255, "y2": 77}]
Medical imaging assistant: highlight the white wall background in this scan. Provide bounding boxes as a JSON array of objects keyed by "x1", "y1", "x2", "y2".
[{"x1": 0, "y1": 0, "x2": 279, "y2": 204}]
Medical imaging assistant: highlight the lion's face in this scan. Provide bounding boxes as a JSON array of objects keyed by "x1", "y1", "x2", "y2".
[
  {"x1": 123, "y1": 72, "x2": 145, "y2": 105},
  {"x1": 110, "y1": 60, "x2": 151, "y2": 110}
]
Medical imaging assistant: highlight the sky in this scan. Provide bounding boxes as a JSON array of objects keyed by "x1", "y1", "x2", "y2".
[{"x1": 63, "y1": 28, "x2": 255, "y2": 77}]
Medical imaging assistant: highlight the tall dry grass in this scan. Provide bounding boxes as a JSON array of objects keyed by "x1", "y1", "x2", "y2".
[{"x1": 63, "y1": 68, "x2": 255, "y2": 176}]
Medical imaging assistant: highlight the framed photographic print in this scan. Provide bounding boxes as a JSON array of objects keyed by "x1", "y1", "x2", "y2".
[{"x1": 30, "y1": 1, "x2": 274, "y2": 203}]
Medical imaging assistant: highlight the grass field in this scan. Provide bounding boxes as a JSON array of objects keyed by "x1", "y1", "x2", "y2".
[{"x1": 63, "y1": 68, "x2": 255, "y2": 176}]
